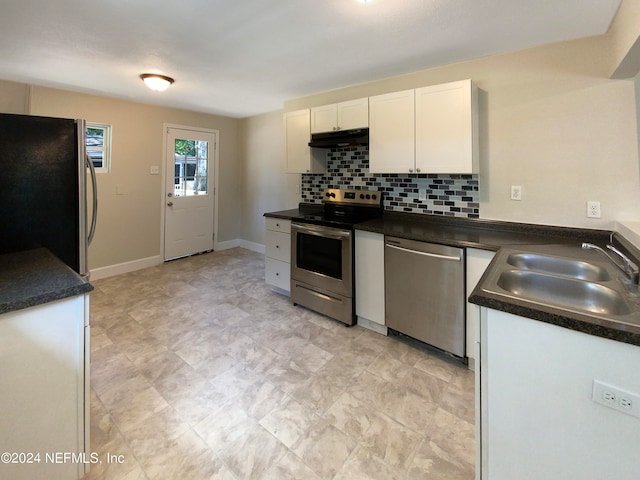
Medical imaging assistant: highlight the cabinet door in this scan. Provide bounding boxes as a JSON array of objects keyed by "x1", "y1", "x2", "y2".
[
  {"x1": 265, "y1": 217, "x2": 291, "y2": 234},
  {"x1": 310, "y1": 104, "x2": 338, "y2": 133},
  {"x1": 265, "y1": 230, "x2": 291, "y2": 263},
  {"x1": 369, "y1": 89, "x2": 415, "y2": 174},
  {"x1": 284, "y1": 109, "x2": 312, "y2": 173},
  {"x1": 266, "y1": 258, "x2": 290, "y2": 291},
  {"x1": 465, "y1": 248, "x2": 495, "y2": 371},
  {"x1": 355, "y1": 230, "x2": 385, "y2": 326},
  {"x1": 0, "y1": 296, "x2": 87, "y2": 480},
  {"x1": 415, "y1": 79, "x2": 478, "y2": 174},
  {"x1": 337, "y1": 98, "x2": 369, "y2": 131}
]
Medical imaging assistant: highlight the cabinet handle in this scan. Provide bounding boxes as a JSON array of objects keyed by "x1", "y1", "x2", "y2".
[
  {"x1": 409, "y1": 168, "x2": 414, "y2": 173},
  {"x1": 276, "y1": 245, "x2": 280, "y2": 249},
  {"x1": 276, "y1": 272, "x2": 279, "y2": 276},
  {"x1": 276, "y1": 223, "x2": 280, "y2": 227},
  {"x1": 416, "y1": 168, "x2": 421, "y2": 173}
]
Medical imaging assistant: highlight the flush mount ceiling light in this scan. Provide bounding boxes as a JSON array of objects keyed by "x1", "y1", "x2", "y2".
[{"x1": 140, "y1": 73, "x2": 174, "y2": 92}]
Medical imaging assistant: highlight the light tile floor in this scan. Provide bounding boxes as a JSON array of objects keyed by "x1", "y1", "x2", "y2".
[{"x1": 83, "y1": 248, "x2": 475, "y2": 480}]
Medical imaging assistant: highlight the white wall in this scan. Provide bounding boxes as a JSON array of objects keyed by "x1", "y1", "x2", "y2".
[{"x1": 240, "y1": 111, "x2": 300, "y2": 246}]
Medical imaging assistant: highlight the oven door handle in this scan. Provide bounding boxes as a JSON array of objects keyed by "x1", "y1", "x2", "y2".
[{"x1": 292, "y1": 223, "x2": 352, "y2": 239}]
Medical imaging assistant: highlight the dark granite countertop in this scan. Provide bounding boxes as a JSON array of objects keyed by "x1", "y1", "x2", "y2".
[
  {"x1": 263, "y1": 203, "x2": 323, "y2": 220},
  {"x1": 0, "y1": 248, "x2": 94, "y2": 315},
  {"x1": 355, "y1": 211, "x2": 611, "y2": 251}
]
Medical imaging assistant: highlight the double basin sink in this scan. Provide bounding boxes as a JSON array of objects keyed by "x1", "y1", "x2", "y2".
[{"x1": 482, "y1": 244, "x2": 640, "y2": 325}]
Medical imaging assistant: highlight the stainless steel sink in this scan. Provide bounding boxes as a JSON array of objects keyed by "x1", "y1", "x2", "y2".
[
  {"x1": 506, "y1": 252, "x2": 611, "y2": 282},
  {"x1": 497, "y1": 270, "x2": 632, "y2": 316}
]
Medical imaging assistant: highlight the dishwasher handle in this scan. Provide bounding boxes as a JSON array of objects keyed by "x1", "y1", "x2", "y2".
[{"x1": 385, "y1": 243, "x2": 462, "y2": 262}]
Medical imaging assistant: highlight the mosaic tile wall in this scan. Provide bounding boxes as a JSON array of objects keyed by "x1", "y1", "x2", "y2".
[{"x1": 301, "y1": 147, "x2": 480, "y2": 218}]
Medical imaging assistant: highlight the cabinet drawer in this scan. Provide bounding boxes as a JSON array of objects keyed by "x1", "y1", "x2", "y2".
[
  {"x1": 265, "y1": 258, "x2": 290, "y2": 291},
  {"x1": 265, "y1": 230, "x2": 291, "y2": 262},
  {"x1": 265, "y1": 217, "x2": 291, "y2": 234}
]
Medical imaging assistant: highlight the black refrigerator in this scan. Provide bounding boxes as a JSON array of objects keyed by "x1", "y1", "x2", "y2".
[{"x1": 0, "y1": 113, "x2": 97, "y2": 279}]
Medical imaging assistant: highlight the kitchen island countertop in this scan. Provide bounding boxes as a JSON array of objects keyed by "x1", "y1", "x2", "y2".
[{"x1": 0, "y1": 248, "x2": 93, "y2": 315}]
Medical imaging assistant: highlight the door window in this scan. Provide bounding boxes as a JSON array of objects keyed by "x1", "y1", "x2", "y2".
[{"x1": 173, "y1": 138, "x2": 208, "y2": 197}]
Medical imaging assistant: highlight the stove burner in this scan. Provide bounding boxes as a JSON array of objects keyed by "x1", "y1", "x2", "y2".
[{"x1": 292, "y1": 188, "x2": 383, "y2": 228}]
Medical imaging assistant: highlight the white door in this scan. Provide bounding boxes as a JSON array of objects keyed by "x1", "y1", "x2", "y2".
[{"x1": 164, "y1": 126, "x2": 216, "y2": 260}]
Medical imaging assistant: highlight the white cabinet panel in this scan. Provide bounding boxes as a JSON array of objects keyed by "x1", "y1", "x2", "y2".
[
  {"x1": 415, "y1": 79, "x2": 478, "y2": 174},
  {"x1": 0, "y1": 295, "x2": 88, "y2": 480},
  {"x1": 265, "y1": 218, "x2": 291, "y2": 294},
  {"x1": 266, "y1": 258, "x2": 290, "y2": 291},
  {"x1": 480, "y1": 308, "x2": 640, "y2": 479},
  {"x1": 284, "y1": 110, "x2": 325, "y2": 174},
  {"x1": 310, "y1": 104, "x2": 338, "y2": 133},
  {"x1": 310, "y1": 98, "x2": 368, "y2": 133},
  {"x1": 355, "y1": 230, "x2": 386, "y2": 330},
  {"x1": 337, "y1": 98, "x2": 369, "y2": 131},
  {"x1": 265, "y1": 217, "x2": 291, "y2": 234},
  {"x1": 465, "y1": 248, "x2": 494, "y2": 371},
  {"x1": 265, "y1": 230, "x2": 290, "y2": 263},
  {"x1": 369, "y1": 89, "x2": 415, "y2": 174}
]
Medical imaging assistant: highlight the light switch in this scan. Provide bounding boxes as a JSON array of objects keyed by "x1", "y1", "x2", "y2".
[
  {"x1": 116, "y1": 184, "x2": 125, "y2": 195},
  {"x1": 150, "y1": 165, "x2": 160, "y2": 175}
]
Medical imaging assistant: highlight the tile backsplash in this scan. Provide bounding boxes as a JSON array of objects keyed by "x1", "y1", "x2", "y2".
[{"x1": 301, "y1": 147, "x2": 479, "y2": 218}]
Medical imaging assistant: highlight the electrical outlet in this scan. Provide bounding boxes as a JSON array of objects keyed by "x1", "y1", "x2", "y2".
[
  {"x1": 149, "y1": 165, "x2": 160, "y2": 175},
  {"x1": 592, "y1": 380, "x2": 640, "y2": 418},
  {"x1": 510, "y1": 185, "x2": 522, "y2": 201},
  {"x1": 418, "y1": 188, "x2": 427, "y2": 201},
  {"x1": 587, "y1": 201, "x2": 601, "y2": 218},
  {"x1": 295, "y1": 184, "x2": 300, "y2": 194}
]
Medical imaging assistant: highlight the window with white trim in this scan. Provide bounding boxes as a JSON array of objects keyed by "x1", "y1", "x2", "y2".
[{"x1": 86, "y1": 122, "x2": 111, "y2": 173}]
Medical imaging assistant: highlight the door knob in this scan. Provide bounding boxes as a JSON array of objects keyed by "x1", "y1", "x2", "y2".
[
  {"x1": 168, "y1": 193, "x2": 173, "y2": 197},
  {"x1": 167, "y1": 201, "x2": 174, "y2": 207}
]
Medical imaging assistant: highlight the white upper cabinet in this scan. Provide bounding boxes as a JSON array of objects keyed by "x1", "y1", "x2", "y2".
[
  {"x1": 369, "y1": 80, "x2": 478, "y2": 175},
  {"x1": 284, "y1": 109, "x2": 326, "y2": 173},
  {"x1": 310, "y1": 98, "x2": 369, "y2": 133},
  {"x1": 369, "y1": 89, "x2": 415, "y2": 174},
  {"x1": 415, "y1": 79, "x2": 478, "y2": 174}
]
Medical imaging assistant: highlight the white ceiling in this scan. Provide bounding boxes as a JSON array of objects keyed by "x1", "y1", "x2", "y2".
[{"x1": 0, "y1": 0, "x2": 622, "y2": 118}]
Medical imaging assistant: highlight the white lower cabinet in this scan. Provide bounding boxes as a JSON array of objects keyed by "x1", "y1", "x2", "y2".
[
  {"x1": 465, "y1": 248, "x2": 495, "y2": 370},
  {"x1": 355, "y1": 230, "x2": 386, "y2": 334},
  {"x1": 0, "y1": 295, "x2": 90, "y2": 480},
  {"x1": 479, "y1": 307, "x2": 640, "y2": 480},
  {"x1": 265, "y1": 218, "x2": 291, "y2": 294}
]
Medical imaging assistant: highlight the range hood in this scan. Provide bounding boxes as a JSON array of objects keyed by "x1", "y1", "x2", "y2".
[{"x1": 308, "y1": 128, "x2": 369, "y2": 149}]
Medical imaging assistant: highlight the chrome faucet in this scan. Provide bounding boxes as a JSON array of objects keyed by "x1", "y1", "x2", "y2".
[{"x1": 582, "y1": 243, "x2": 640, "y2": 285}]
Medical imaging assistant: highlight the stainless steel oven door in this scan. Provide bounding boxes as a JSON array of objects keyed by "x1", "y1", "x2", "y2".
[{"x1": 291, "y1": 222, "x2": 353, "y2": 297}]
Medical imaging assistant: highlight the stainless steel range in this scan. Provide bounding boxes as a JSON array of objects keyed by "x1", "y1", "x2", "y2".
[{"x1": 290, "y1": 188, "x2": 383, "y2": 325}]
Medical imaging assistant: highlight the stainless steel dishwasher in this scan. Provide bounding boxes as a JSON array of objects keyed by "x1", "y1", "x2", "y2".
[{"x1": 385, "y1": 236, "x2": 466, "y2": 358}]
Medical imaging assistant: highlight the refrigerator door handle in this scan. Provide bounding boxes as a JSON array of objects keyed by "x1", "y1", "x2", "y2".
[{"x1": 86, "y1": 153, "x2": 98, "y2": 245}]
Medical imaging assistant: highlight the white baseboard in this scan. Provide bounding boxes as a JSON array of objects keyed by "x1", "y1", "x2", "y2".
[
  {"x1": 214, "y1": 239, "x2": 240, "y2": 251},
  {"x1": 90, "y1": 255, "x2": 162, "y2": 281},
  {"x1": 90, "y1": 239, "x2": 266, "y2": 281},
  {"x1": 240, "y1": 239, "x2": 265, "y2": 254}
]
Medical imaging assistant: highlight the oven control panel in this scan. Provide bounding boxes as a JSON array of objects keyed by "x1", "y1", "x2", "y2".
[{"x1": 323, "y1": 188, "x2": 382, "y2": 207}]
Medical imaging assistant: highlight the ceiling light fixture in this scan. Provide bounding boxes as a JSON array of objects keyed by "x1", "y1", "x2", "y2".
[{"x1": 140, "y1": 73, "x2": 174, "y2": 92}]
